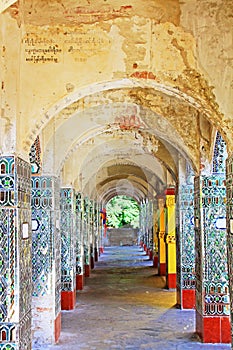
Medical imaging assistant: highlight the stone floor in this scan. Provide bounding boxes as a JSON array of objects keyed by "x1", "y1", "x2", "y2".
[{"x1": 38, "y1": 246, "x2": 231, "y2": 350}]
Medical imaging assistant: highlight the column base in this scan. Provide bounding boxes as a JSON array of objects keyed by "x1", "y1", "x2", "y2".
[
  {"x1": 54, "y1": 312, "x2": 61, "y2": 343},
  {"x1": 196, "y1": 310, "x2": 231, "y2": 343},
  {"x1": 61, "y1": 290, "x2": 76, "y2": 310},
  {"x1": 182, "y1": 289, "x2": 196, "y2": 309},
  {"x1": 85, "y1": 264, "x2": 90, "y2": 277},
  {"x1": 76, "y1": 274, "x2": 84, "y2": 290},
  {"x1": 143, "y1": 244, "x2": 147, "y2": 252},
  {"x1": 167, "y1": 273, "x2": 176, "y2": 289},
  {"x1": 153, "y1": 255, "x2": 158, "y2": 268},
  {"x1": 159, "y1": 262, "x2": 166, "y2": 275}
]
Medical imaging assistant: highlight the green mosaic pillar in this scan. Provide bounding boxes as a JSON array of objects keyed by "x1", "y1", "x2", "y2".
[
  {"x1": 226, "y1": 156, "x2": 233, "y2": 346},
  {"x1": 176, "y1": 183, "x2": 195, "y2": 309},
  {"x1": 31, "y1": 176, "x2": 61, "y2": 346},
  {"x1": 83, "y1": 197, "x2": 91, "y2": 277},
  {"x1": 75, "y1": 193, "x2": 84, "y2": 290},
  {"x1": 195, "y1": 175, "x2": 231, "y2": 343},
  {"x1": 60, "y1": 188, "x2": 76, "y2": 310},
  {"x1": 0, "y1": 156, "x2": 32, "y2": 350}
]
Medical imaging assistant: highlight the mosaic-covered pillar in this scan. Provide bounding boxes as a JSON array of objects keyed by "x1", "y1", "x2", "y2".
[
  {"x1": 83, "y1": 197, "x2": 91, "y2": 277},
  {"x1": 60, "y1": 188, "x2": 76, "y2": 310},
  {"x1": 75, "y1": 193, "x2": 84, "y2": 290},
  {"x1": 147, "y1": 200, "x2": 154, "y2": 260},
  {"x1": 165, "y1": 188, "x2": 176, "y2": 289},
  {"x1": 31, "y1": 176, "x2": 61, "y2": 345},
  {"x1": 99, "y1": 203, "x2": 104, "y2": 255},
  {"x1": 226, "y1": 156, "x2": 233, "y2": 345},
  {"x1": 157, "y1": 195, "x2": 166, "y2": 276},
  {"x1": 94, "y1": 202, "x2": 99, "y2": 262},
  {"x1": 140, "y1": 200, "x2": 151, "y2": 253},
  {"x1": 91, "y1": 201, "x2": 99, "y2": 263},
  {"x1": 89, "y1": 200, "x2": 94, "y2": 270},
  {"x1": 139, "y1": 201, "x2": 145, "y2": 247},
  {"x1": 176, "y1": 183, "x2": 195, "y2": 309},
  {"x1": 0, "y1": 156, "x2": 32, "y2": 350},
  {"x1": 153, "y1": 200, "x2": 159, "y2": 268},
  {"x1": 195, "y1": 175, "x2": 231, "y2": 343}
]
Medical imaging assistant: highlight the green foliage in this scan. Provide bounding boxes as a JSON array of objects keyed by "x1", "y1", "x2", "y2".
[{"x1": 106, "y1": 195, "x2": 139, "y2": 228}]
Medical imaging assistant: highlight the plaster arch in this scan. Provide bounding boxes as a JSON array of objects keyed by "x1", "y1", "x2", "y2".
[
  {"x1": 41, "y1": 97, "x2": 201, "y2": 180},
  {"x1": 28, "y1": 78, "x2": 223, "y2": 176},
  {"x1": 61, "y1": 133, "x2": 177, "y2": 192},
  {"x1": 73, "y1": 138, "x2": 170, "y2": 188},
  {"x1": 88, "y1": 170, "x2": 158, "y2": 200},
  {"x1": 97, "y1": 178, "x2": 149, "y2": 205},
  {"x1": 24, "y1": 77, "x2": 225, "y2": 155}
]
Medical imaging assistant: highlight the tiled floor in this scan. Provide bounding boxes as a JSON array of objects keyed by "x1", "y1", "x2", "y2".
[{"x1": 36, "y1": 246, "x2": 231, "y2": 350}]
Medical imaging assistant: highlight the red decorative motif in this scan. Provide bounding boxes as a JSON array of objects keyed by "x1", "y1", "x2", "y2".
[
  {"x1": 131, "y1": 71, "x2": 157, "y2": 80},
  {"x1": 115, "y1": 115, "x2": 143, "y2": 130}
]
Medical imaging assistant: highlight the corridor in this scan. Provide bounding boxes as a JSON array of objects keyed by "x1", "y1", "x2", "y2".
[{"x1": 39, "y1": 246, "x2": 231, "y2": 350}]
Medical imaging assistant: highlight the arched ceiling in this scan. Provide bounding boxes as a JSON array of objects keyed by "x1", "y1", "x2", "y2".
[
  {"x1": 96, "y1": 177, "x2": 151, "y2": 205},
  {"x1": 40, "y1": 82, "x2": 214, "y2": 201},
  {"x1": 41, "y1": 84, "x2": 211, "y2": 177},
  {"x1": 87, "y1": 163, "x2": 159, "y2": 201}
]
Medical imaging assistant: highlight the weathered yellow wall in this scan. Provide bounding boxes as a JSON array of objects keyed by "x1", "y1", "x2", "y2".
[{"x1": 1, "y1": 0, "x2": 232, "y2": 166}]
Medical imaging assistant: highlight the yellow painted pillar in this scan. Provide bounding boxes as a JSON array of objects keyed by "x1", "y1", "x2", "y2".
[
  {"x1": 157, "y1": 196, "x2": 166, "y2": 275},
  {"x1": 165, "y1": 188, "x2": 176, "y2": 289}
]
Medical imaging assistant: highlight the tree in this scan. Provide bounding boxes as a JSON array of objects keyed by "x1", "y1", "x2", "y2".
[{"x1": 106, "y1": 195, "x2": 139, "y2": 228}]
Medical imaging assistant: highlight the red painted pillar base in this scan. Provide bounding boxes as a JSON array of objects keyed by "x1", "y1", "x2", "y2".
[
  {"x1": 143, "y1": 244, "x2": 147, "y2": 252},
  {"x1": 91, "y1": 256, "x2": 94, "y2": 269},
  {"x1": 196, "y1": 310, "x2": 231, "y2": 343},
  {"x1": 167, "y1": 273, "x2": 176, "y2": 289},
  {"x1": 76, "y1": 274, "x2": 84, "y2": 290},
  {"x1": 54, "y1": 312, "x2": 61, "y2": 343},
  {"x1": 182, "y1": 289, "x2": 196, "y2": 309},
  {"x1": 61, "y1": 290, "x2": 76, "y2": 310},
  {"x1": 85, "y1": 264, "x2": 90, "y2": 277},
  {"x1": 153, "y1": 255, "x2": 158, "y2": 268},
  {"x1": 159, "y1": 262, "x2": 166, "y2": 276},
  {"x1": 99, "y1": 247, "x2": 104, "y2": 255}
]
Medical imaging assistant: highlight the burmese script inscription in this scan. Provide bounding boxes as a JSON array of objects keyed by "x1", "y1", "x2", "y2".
[
  {"x1": 23, "y1": 29, "x2": 111, "y2": 64},
  {"x1": 23, "y1": 35, "x2": 62, "y2": 64},
  {"x1": 64, "y1": 29, "x2": 111, "y2": 62}
]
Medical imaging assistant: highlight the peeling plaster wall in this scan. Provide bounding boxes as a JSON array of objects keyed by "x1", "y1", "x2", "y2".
[
  {"x1": 1, "y1": 0, "x2": 232, "y2": 161},
  {"x1": 0, "y1": 14, "x2": 20, "y2": 154},
  {"x1": 180, "y1": 0, "x2": 233, "y2": 143}
]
